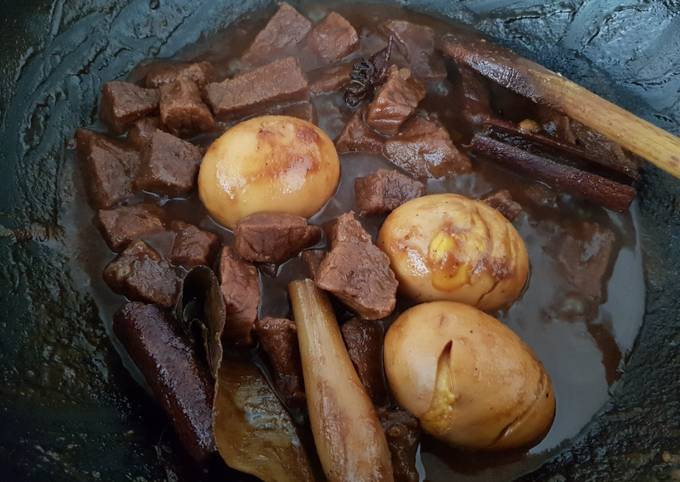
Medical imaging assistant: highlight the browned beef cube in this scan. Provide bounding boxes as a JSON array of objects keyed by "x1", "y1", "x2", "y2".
[
  {"x1": 341, "y1": 318, "x2": 387, "y2": 406},
  {"x1": 99, "y1": 81, "x2": 159, "y2": 134},
  {"x1": 379, "y1": 19, "x2": 446, "y2": 81},
  {"x1": 325, "y1": 211, "x2": 372, "y2": 248},
  {"x1": 366, "y1": 66, "x2": 426, "y2": 137},
  {"x1": 335, "y1": 108, "x2": 385, "y2": 155},
  {"x1": 316, "y1": 212, "x2": 397, "y2": 319},
  {"x1": 144, "y1": 61, "x2": 217, "y2": 88},
  {"x1": 159, "y1": 78, "x2": 215, "y2": 137},
  {"x1": 302, "y1": 249, "x2": 325, "y2": 278},
  {"x1": 234, "y1": 213, "x2": 322, "y2": 264},
  {"x1": 113, "y1": 303, "x2": 215, "y2": 463},
  {"x1": 75, "y1": 129, "x2": 141, "y2": 209},
  {"x1": 355, "y1": 169, "x2": 425, "y2": 215},
  {"x1": 384, "y1": 114, "x2": 471, "y2": 179},
  {"x1": 135, "y1": 130, "x2": 202, "y2": 197},
  {"x1": 253, "y1": 317, "x2": 305, "y2": 410},
  {"x1": 305, "y1": 12, "x2": 359, "y2": 65},
  {"x1": 267, "y1": 101, "x2": 316, "y2": 123},
  {"x1": 558, "y1": 222, "x2": 616, "y2": 302},
  {"x1": 481, "y1": 189, "x2": 523, "y2": 221},
  {"x1": 128, "y1": 117, "x2": 161, "y2": 150},
  {"x1": 317, "y1": 241, "x2": 398, "y2": 320},
  {"x1": 204, "y1": 57, "x2": 309, "y2": 119},
  {"x1": 308, "y1": 63, "x2": 353, "y2": 95},
  {"x1": 458, "y1": 66, "x2": 493, "y2": 125},
  {"x1": 169, "y1": 221, "x2": 219, "y2": 268},
  {"x1": 96, "y1": 204, "x2": 165, "y2": 252},
  {"x1": 218, "y1": 246, "x2": 260, "y2": 345},
  {"x1": 103, "y1": 240, "x2": 180, "y2": 307},
  {"x1": 379, "y1": 408, "x2": 421, "y2": 482},
  {"x1": 241, "y1": 3, "x2": 312, "y2": 66}
]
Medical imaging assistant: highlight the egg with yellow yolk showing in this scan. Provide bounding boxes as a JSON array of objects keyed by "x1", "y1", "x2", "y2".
[
  {"x1": 377, "y1": 193, "x2": 529, "y2": 311},
  {"x1": 198, "y1": 116, "x2": 340, "y2": 229},
  {"x1": 384, "y1": 301, "x2": 555, "y2": 451}
]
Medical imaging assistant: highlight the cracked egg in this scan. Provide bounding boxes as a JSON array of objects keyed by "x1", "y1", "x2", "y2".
[
  {"x1": 377, "y1": 193, "x2": 529, "y2": 310},
  {"x1": 384, "y1": 301, "x2": 555, "y2": 450}
]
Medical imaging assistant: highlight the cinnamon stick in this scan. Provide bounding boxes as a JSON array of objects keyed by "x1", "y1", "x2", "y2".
[
  {"x1": 483, "y1": 118, "x2": 638, "y2": 185},
  {"x1": 469, "y1": 134, "x2": 636, "y2": 212}
]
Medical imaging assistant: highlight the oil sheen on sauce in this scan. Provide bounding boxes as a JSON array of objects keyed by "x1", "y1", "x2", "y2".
[{"x1": 65, "y1": 2, "x2": 646, "y2": 481}]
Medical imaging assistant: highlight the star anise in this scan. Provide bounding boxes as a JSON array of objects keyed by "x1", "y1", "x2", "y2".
[{"x1": 344, "y1": 36, "x2": 395, "y2": 108}]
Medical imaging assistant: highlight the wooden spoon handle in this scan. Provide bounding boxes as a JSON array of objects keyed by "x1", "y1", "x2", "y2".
[{"x1": 441, "y1": 32, "x2": 680, "y2": 179}]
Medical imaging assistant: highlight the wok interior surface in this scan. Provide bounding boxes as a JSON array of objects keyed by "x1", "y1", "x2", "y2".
[{"x1": 1, "y1": 1, "x2": 679, "y2": 481}]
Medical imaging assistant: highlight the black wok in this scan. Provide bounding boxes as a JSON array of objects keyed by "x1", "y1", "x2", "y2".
[{"x1": 1, "y1": 0, "x2": 679, "y2": 480}]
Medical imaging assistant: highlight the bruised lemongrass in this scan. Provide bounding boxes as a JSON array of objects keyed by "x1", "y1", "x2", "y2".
[
  {"x1": 469, "y1": 134, "x2": 636, "y2": 212},
  {"x1": 440, "y1": 32, "x2": 680, "y2": 179},
  {"x1": 289, "y1": 279, "x2": 394, "y2": 482}
]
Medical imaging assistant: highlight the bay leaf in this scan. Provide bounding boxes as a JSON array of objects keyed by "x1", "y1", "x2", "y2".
[{"x1": 213, "y1": 357, "x2": 315, "y2": 482}]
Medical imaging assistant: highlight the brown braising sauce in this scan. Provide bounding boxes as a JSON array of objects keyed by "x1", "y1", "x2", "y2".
[{"x1": 66, "y1": 1, "x2": 645, "y2": 480}]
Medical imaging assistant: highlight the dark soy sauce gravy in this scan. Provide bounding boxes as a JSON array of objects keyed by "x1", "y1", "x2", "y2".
[{"x1": 64, "y1": 2, "x2": 646, "y2": 481}]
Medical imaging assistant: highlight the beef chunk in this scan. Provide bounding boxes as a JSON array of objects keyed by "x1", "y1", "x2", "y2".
[
  {"x1": 384, "y1": 114, "x2": 472, "y2": 179},
  {"x1": 159, "y1": 78, "x2": 215, "y2": 137},
  {"x1": 355, "y1": 169, "x2": 425, "y2": 215},
  {"x1": 103, "y1": 240, "x2": 180, "y2": 307},
  {"x1": 305, "y1": 12, "x2": 359, "y2": 65},
  {"x1": 458, "y1": 66, "x2": 493, "y2": 125},
  {"x1": 325, "y1": 211, "x2": 372, "y2": 248},
  {"x1": 253, "y1": 317, "x2": 305, "y2": 410},
  {"x1": 379, "y1": 19, "x2": 446, "y2": 81},
  {"x1": 75, "y1": 129, "x2": 141, "y2": 208},
  {"x1": 558, "y1": 222, "x2": 616, "y2": 302},
  {"x1": 234, "y1": 213, "x2": 322, "y2": 264},
  {"x1": 135, "y1": 130, "x2": 202, "y2": 197},
  {"x1": 99, "y1": 81, "x2": 159, "y2": 134},
  {"x1": 241, "y1": 3, "x2": 312, "y2": 66},
  {"x1": 366, "y1": 66, "x2": 426, "y2": 137},
  {"x1": 316, "y1": 212, "x2": 397, "y2": 319},
  {"x1": 267, "y1": 101, "x2": 316, "y2": 123},
  {"x1": 482, "y1": 189, "x2": 522, "y2": 221},
  {"x1": 96, "y1": 204, "x2": 165, "y2": 252},
  {"x1": 169, "y1": 221, "x2": 219, "y2": 268},
  {"x1": 379, "y1": 408, "x2": 421, "y2": 482},
  {"x1": 128, "y1": 117, "x2": 161, "y2": 150},
  {"x1": 205, "y1": 57, "x2": 309, "y2": 119},
  {"x1": 144, "y1": 61, "x2": 217, "y2": 88},
  {"x1": 341, "y1": 318, "x2": 387, "y2": 406},
  {"x1": 309, "y1": 63, "x2": 353, "y2": 95},
  {"x1": 317, "y1": 241, "x2": 397, "y2": 319},
  {"x1": 113, "y1": 303, "x2": 215, "y2": 462},
  {"x1": 302, "y1": 249, "x2": 325, "y2": 278},
  {"x1": 218, "y1": 246, "x2": 260, "y2": 345},
  {"x1": 336, "y1": 108, "x2": 385, "y2": 155}
]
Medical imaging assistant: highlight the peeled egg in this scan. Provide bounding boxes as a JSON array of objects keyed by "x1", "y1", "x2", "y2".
[
  {"x1": 377, "y1": 193, "x2": 529, "y2": 310},
  {"x1": 199, "y1": 115, "x2": 340, "y2": 229},
  {"x1": 384, "y1": 301, "x2": 555, "y2": 450}
]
